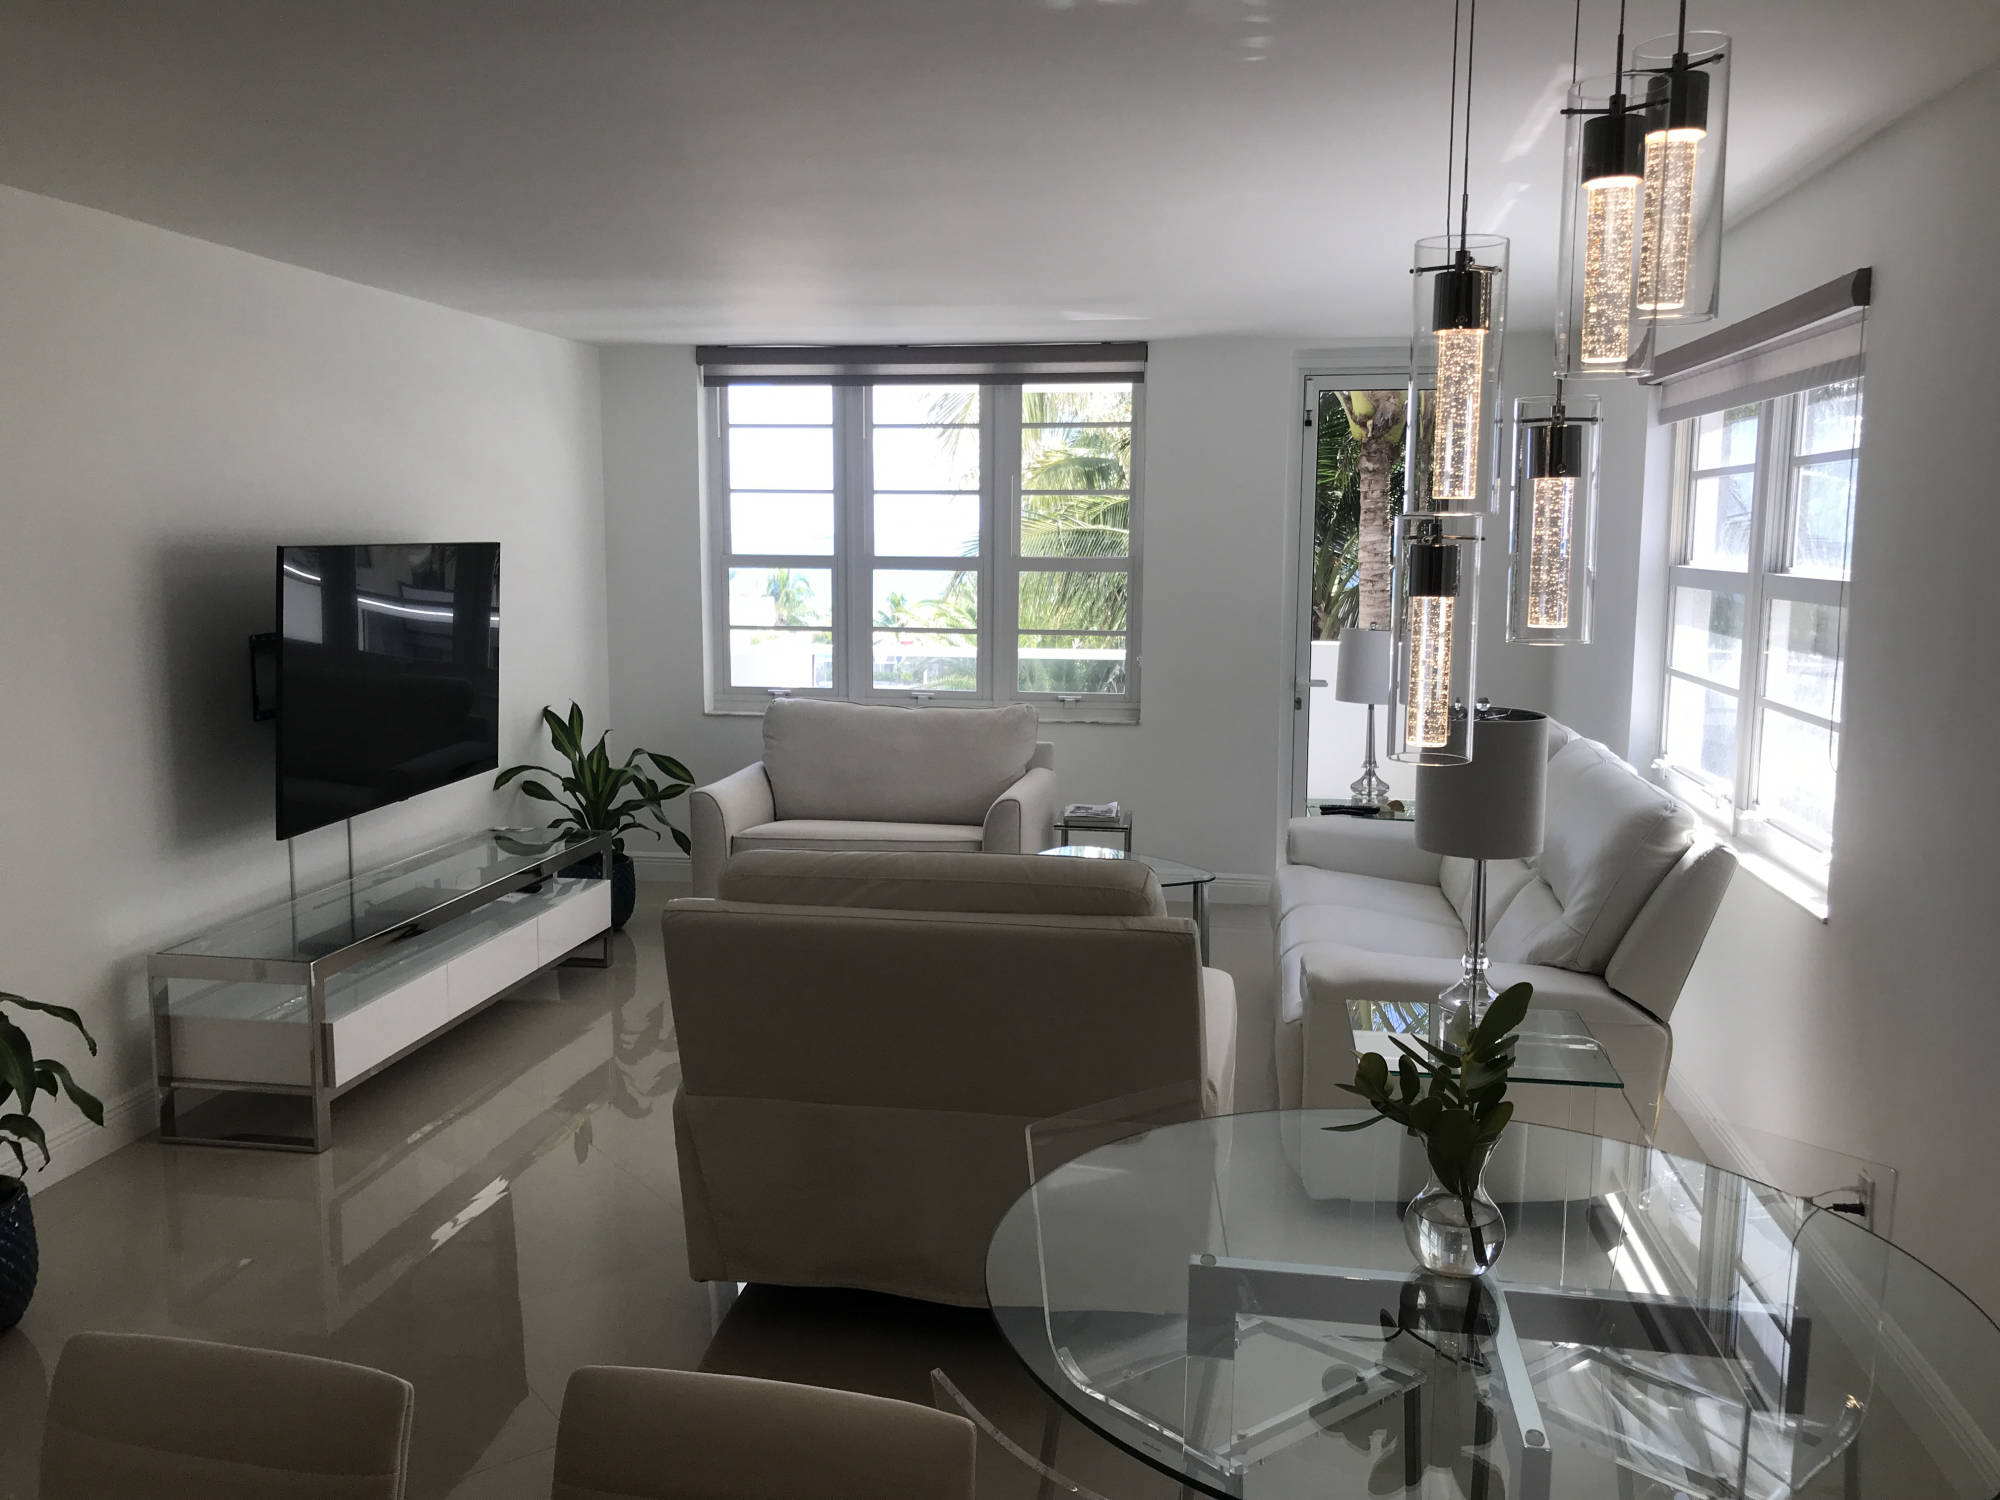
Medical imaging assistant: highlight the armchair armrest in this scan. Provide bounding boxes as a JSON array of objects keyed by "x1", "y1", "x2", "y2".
[
  {"x1": 1284, "y1": 816, "x2": 1442, "y2": 885},
  {"x1": 983, "y1": 765, "x2": 1058, "y2": 854},
  {"x1": 689, "y1": 762, "x2": 775, "y2": 897}
]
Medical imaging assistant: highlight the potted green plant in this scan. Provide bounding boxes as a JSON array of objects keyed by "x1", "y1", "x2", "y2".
[
  {"x1": 495, "y1": 703, "x2": 695, "y2": 931},
  {"x1": 1326, "y1": 982, "x2": 1532, "y2": 1277},
  {"x1": 1, "y1": 993, "x2": 103, "y2": 1334}
]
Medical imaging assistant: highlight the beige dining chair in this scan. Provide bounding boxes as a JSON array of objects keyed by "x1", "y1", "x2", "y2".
[
  {"x1": 552, "y1": 1365, "x2": 976, "y2": 1500},
  {"x1": 39, "y1": 1330, "x2": 415, "y2": 1500}
]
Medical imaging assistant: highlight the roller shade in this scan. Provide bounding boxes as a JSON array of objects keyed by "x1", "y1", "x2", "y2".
[
  {"x1": 1645, "y1": 269, "x2": 1870, "y2": 423},
  {"x1": 695, "y1": 342, "x2": 1147, "y2": 386}
]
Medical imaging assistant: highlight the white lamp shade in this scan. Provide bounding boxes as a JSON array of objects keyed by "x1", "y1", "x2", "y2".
[
  {"x1": 1415, "y1": 709, "x2": 1549, "y2": 860},
  {"x1": 1333, "y1": 628, "x2": 1392, "y2": 704}
]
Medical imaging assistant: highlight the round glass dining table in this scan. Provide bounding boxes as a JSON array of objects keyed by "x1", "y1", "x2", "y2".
[{"x1": 986, "y1": 1110, "x2": 2000, "y2": 1500}]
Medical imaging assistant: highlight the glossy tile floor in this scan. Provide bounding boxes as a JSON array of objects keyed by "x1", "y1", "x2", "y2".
[{"x1": 0, "y1": 883, "x2": 1274, "y2": 1500}]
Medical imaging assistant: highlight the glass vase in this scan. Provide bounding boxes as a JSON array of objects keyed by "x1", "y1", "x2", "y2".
[{"x1": 1404, "y1": 1170, "x2": 1507, "y2": 1278}]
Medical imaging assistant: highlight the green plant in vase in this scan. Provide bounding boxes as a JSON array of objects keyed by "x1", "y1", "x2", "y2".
[
  {"x1": 2, "y1": 992, "x2": 104, "y2": 1333},
  {"x1": 1326, "y1": 981, "x2": 1531, "y2": 1277},
  {"x1": 495, "y1": 702, "x2": 695, "y2": 932}
]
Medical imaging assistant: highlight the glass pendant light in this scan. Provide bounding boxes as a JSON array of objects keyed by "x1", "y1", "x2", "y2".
[
  {"x1": 1389, "y1": 512, "x2": 1482, "y2": 766},
  {"x1": 1633, "y1": 7, "x2": 1730, "y2": 324},
  {"x1": 1405, "y1": 0, "x2": 1507, "y2": 514},
  {"x1": 1506, "y1": 392, "x2": 1599, "y2": 645},
  {"x1": 1554, "y1": 1, "x2": 1653, "y2": 379}
]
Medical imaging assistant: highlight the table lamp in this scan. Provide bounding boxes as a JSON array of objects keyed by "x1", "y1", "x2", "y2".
[
  {"x1": 1333, "y1": 627, "x2": 1393, "y2": 805},
  {"x1": 1415, "y1": 706, "x2": 1548, "y2": 1049}
]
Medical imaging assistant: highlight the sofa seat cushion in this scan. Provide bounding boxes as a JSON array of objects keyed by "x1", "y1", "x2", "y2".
[
  {"x1": 1273, "y1": 866, "x2": 1464, "y2": 927},
  {"x1": 761, "y1": 698, "x2": 1038, "y2": 825},
  {"x1": 1280, "y1": 892, "x2": 1472, "y2": 988},
  {"x1": 732, "y1": 820, "x2": 985, "y2": 855}
]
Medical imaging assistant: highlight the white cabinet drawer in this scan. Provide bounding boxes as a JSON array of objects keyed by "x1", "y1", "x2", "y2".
[{"x1": 537, "y1": 880, "x2": 611, "y2": 965}]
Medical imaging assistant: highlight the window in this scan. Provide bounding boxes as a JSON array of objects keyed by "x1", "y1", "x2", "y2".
[
  {"x1": 1658, "y1": 376, "x2": 1861, "y2": 895},
  {"x1": 706, "y1": 369, "x2": 1142, "y2": 721}
]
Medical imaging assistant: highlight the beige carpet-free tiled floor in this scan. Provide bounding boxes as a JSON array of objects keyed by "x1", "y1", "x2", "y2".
[{"x1": 0, "y1": 883, "x2": 1276, "y2": 1500}]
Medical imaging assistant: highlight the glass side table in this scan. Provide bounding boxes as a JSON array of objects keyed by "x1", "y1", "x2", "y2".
[
  {"x1": 1037, "y1": 846, "x2": 1216, "y2": 962},
  {"x1": 1052, "y1": 810, "x2": 1134, "y2": 851}
]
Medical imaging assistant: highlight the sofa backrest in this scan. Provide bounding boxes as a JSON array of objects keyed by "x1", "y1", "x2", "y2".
[
  {"x1": 762, "y1": 698, "x2": 1039, "y2": 825},
  {"x1": 717, "y1": 849, "x2": 1167, "y2": 918},
  {"x1": 1443, "y1": 726, "x2": 1694, "y2": 975}
]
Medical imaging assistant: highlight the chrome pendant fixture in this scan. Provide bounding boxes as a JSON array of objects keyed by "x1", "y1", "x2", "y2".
[
  {"x1": 1505, "y1": 391, "x2": 1599, "y2": 645},
  {"x1": 1634, "y1": 4, "x2": 1731, "y2": 324},
  {"x1": 1406, "y1": 0, "x2": 1508, "y2": 514},
  {"x1": 1389, "y1": 512, "x2": 1482, "y2": 765},
  {"x1": 1554, "y1": 0, "x2": 1653, "y2": 379}
]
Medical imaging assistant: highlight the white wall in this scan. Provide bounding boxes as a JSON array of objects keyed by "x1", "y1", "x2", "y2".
[
  {"x1": 0, "y1": 186, "x2": 609, "y2": 1185},
  {"x1": 1556, "y1": 62, "x2": 2000, "y2": 1312}
]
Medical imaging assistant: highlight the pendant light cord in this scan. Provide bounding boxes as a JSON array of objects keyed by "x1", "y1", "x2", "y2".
[
  {"x1": 1458, "y1": 0, "x2": 1477, "y2": 256},
  {"x1": 1677, "y1": 0, "x2": 1689, "y2": 52},
  {"x1": 1569, "y1": 0, "x2": 1581, "y2": 88},
  {"x1": 1443, "y1": 0, "x2": 1461, "y2": 242}
]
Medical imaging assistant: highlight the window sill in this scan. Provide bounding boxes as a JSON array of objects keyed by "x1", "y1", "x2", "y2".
[
  {"x1": 1650, "y1": 763, "x2": 1830, "y2": 922},
  {"x1": 1733, "y1": 845, "x2": 1830, "y2": 923},
  {"x1": 704, "y1": 699, "x2": 1140, "y2": 726}
]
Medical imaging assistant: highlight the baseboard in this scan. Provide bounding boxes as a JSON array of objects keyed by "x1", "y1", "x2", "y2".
[
  {"x1": 1206, "y1": 874, "x2": 1271, "y2": 907},
  {"x1": 627, "y1": 849, "x2": 692, "y2": 884},
  {"x1": 628, "y1": 848, "x2": 1270, "y2": 906},
  {"x1": 19, "y1": 1082, "x2": 154, "y2": 1197}
]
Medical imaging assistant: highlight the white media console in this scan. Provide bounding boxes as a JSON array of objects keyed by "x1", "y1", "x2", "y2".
[{"x1": 147, "y1": 827, "x2": 614, "y2": 1151}]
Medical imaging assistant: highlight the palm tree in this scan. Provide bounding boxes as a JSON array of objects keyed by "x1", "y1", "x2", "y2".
[
  {"x1": 1335, "y1": 390, "x2": 1406, "y2": 630},
  {"x1": 763, "y1": 567, "x2": 815, "y2": 627}
]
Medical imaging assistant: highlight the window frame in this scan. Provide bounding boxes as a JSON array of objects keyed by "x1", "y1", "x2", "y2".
[
  {"x1": 703, "y1": 378, "x2": 1144, "y2": 723},
  {"x1": 1657, "y1": 379, "x2": 1859, "y2": 900}
]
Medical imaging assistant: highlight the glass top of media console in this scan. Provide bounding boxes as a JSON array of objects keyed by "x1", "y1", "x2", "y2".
[{"x1": 156, "y1": 828, "x2": 608, "y2": 970}]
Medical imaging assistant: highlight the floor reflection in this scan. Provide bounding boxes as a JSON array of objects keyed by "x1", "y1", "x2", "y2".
[{"x1": 0, "y1": 889, "x2": 1278, "y2": 1500}]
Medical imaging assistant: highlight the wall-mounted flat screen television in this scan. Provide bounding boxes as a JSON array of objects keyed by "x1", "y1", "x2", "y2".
[{"x1": 276, "y1": 543, "x2": 501, "y2": 840}]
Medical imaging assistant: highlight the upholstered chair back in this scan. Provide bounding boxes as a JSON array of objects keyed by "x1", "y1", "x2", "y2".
[
  {"x1": 761, "y1": 697, "x2": 1040, "y2": 824},
  {"x1": 39, "y1": 1332, "x2": 414, "y2": 1500},
  {"x1": 552, "y1": 1366, "x2": 974, "y2": 1500}
]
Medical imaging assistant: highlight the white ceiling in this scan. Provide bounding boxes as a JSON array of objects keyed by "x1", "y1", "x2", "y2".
[{"x1": 2, "y1": 1, "x2": 1996, "y2": 344}]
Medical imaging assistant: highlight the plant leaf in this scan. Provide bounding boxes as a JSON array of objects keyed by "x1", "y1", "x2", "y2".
[
  {"x1": 518, "y1": 781, "x2": 560, "y2": 803},
  {"x1": 1470, "y1": 982, "x2": 1534, "y2": 1050},
  {"x1": 670, "y1": 824, "x2": 691, "y2": 854},
  {"x1": 645, "y1": 752, "x2": 695, "y2": 785},
  {"x1": 0, "y1": 1113, "x2": 49, "y2": 1170},
  {"x1": 2, "y1": 994, "x2": 98, "y2": 1056},
  {"x1": 34, "y1": 1059, "x2": 103, "y2": 1126},
  {"x1": 0, "y1": 1020, "x2": 35, "y2": 1108}
]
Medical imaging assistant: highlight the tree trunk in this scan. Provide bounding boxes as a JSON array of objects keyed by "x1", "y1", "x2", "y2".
[{"x1": 1349, "y1": 393, "x2": 1404, "y2": 630}]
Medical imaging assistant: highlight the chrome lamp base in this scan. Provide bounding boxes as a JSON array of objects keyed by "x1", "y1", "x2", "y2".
[
  {"x1": 1349, "y1": 703, "x2": 1390, "y2": 806},
  {"x1": 1430, "y1": 856, "x2": 1498, "y2": 1055}
]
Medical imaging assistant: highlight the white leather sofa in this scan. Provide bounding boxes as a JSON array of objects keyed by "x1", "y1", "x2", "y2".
[
  {"x1": 662, "y1": 849, "x2": 1237, "y2": 1306},
  {"x1": 688, "y1": 698, "x2": 1058, "y2": 897},
  {"x1": 1274, "y1": 720, "x2": 1736, "y2": 1141}
]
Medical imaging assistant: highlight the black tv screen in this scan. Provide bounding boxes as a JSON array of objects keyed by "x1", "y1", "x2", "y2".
[{"x1": 276, "y1": 543, "x2": 501, "y2": 840}]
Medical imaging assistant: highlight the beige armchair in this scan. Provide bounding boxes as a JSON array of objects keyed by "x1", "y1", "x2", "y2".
[
  {"x1": 688, "y1": 698, "x2": 1058, "y2": 896},
  {"x1": 662, "y1": 850, "x2": 1238, "y2": 1306}
]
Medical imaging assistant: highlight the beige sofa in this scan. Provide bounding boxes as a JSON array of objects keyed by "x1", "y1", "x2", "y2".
[
  {"x1": 1275, "y1": 720, "x2": 1736, "y2": 1140},
  {"x1": 689, "y1": 698, "x2": 1059, "y2": 897},
  {"x1": 662, "y1": 850, "x2": 1237, "y2": 1306}
]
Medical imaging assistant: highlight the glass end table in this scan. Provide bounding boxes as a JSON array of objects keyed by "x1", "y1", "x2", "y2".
[{"x1": 1038, "y1": 846, "x2": 1217, "y2": 962}]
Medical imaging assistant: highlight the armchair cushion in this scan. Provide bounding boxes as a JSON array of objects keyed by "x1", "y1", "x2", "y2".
[
  {"x1": 717, "y1": 849, "x2": 1165, "y2": 918},
  {"x1": 762, "y1": 698, "x2": 1038, "y2": 825},
  {"x1": 732, "y1": 821, "x2": 984, "y2": 855}
]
